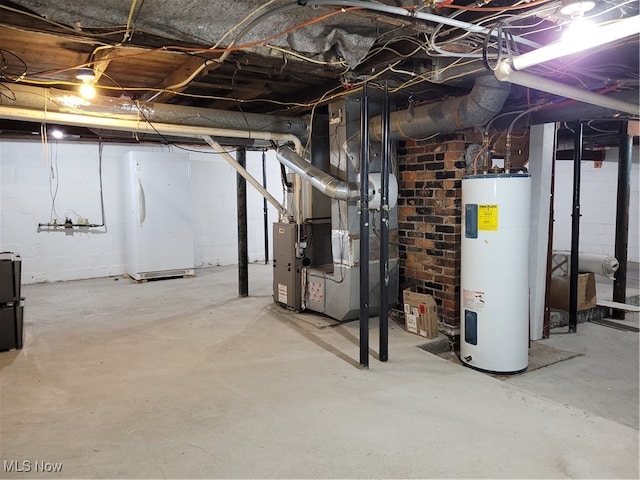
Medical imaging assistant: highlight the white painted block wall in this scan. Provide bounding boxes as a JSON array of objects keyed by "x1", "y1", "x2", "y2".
[
  {"x1": 553, "y1": 147, "x2": 639, "y2": 262},
  {"x1": 0, "y1": 140, "x2": 284, "y2": 284}
]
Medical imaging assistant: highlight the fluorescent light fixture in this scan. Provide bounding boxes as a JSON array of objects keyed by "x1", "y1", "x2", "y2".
[
  {"x1": 510, "y1": 15, "x2": 640, "y2": 71},
  {"x1": 562, "y1": 17, "x2": 596, "y2": 43},
  {"x1": 50, "y1": 129, "x2": 64, "y2": 139}
]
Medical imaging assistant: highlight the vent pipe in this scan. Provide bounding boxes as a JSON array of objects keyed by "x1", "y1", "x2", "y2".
[
  {"x1": 0, "y1": 83, "x2": 308, "y2": 142},
  {"x1": 369, "y1": 75, "x2": 511, "y2": 142},
  {"x1": 276, "y1": 146, "x2": 360, "y2": 201}
]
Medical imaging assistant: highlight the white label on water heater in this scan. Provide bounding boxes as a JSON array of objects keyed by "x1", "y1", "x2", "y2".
[
  {"x1": 278, "y1": 284, "x2": 288, "y2": 303},
  {"x1": 463, "y1": 289, "x2": 485, "y2": 312}
]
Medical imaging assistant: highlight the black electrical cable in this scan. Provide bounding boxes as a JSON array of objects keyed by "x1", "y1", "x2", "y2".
[
  {"x1": 280, "y1": 163, "x2": 293, "y2": 188},
  {"x1": 96, "y1": 140, "x2": 107, "y2": 228},
  {"x1": 0, "y1": 48, "x2": 28, "y2": 82}
]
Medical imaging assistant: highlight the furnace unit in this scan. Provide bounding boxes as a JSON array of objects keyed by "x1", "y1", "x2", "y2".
[
  {"x1": 272, "y1": 222, "x2": 302, "y2": 311},
  {"x1": 272, "y1": 96, "x2": 400, "y2": 321}
]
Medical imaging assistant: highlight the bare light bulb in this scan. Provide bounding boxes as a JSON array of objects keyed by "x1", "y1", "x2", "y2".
[
  {"x1": 79, "y1": 82, "x2": 96, "y2": 99},
  {"x1": 51, "y1": 129, "x2": 64, "y2": 139}
]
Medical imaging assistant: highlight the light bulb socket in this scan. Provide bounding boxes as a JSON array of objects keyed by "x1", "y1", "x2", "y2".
[
  {"x1": 560, "y1": 0, "x2": 595, "y2": 17},
  {"x1": 76, "y1": 67, "x2": 96, "y2": 82}
]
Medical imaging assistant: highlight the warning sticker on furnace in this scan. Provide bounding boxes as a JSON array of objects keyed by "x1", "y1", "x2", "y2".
[{"x1": 478, "y1": 204, "x2": 498, "y2": 231}]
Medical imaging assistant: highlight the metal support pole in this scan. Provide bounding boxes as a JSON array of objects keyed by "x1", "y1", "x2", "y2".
[
  {"x1": 359, "y1": 83, "x2": 370, "y2": 368},
  {"x1": 237, "y1": 147, "x2": 249, "y2": 297},
  {"x1": 543, "y1": 148, "x2": 556, "y2": 338},
  {"x1": 568, "y1": 122, "x2": 583, "y2": 333},
  {"x1": 262, "y1": 150, "x2": 269, "y2": 265},
  {"x1": 379, "y1": 83, "x2": 390, "y2": 362},
  {"x1": 612, "y1": 122, "x2": 632, "y2": 319}
]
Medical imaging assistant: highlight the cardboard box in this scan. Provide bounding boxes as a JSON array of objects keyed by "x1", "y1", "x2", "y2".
[
  {"x1": 403, "y1": 289, "x2": 439, "y2": 338},
  {"x1": 549, "y1": 272, "x2": 596, "y2": 311}
]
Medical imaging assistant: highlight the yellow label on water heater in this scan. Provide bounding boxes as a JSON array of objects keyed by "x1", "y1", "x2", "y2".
[{"x1": 478, "y1": 204, "x2": 498, "y2": 231}]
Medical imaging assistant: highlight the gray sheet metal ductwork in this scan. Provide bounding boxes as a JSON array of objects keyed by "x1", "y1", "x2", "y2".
[
  {"x1": 1, "y1": 83, "x2": 308, "y2": 142},
  {"x1": 369, "y1": 75, "x2": 511, "y2": 142},
  {"x1": 276, "y1": 146, "x2": 359, "y2": 201}
]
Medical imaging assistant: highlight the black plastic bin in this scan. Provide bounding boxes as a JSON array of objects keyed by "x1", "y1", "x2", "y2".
[
  {"x1": 0, "y1": 300, "x2": 24, "y2": 351},
  {"x1": 0, "y1": 252, "x2": 21, "y2": 304}
]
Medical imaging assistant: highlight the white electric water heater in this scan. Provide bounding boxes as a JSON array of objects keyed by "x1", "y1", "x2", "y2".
[{"x1": 460, "y1": 174, "x2": 531, "y2": 374}]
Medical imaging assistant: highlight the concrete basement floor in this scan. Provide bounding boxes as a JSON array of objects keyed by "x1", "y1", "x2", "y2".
[{"x1": 1, "y1": 264, "x2": 638, "y2": 479}]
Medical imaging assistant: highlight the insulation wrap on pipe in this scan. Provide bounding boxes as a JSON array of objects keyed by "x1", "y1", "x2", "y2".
[
  {"x1": 369, "y1": 76, "x2": 511, "y2": 141},
  {"x1": 554, "y1": 251, "x2": 620, "y2": 278}
]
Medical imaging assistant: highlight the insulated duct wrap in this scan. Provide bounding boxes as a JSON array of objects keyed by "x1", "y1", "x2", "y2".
[
  {"x1": 0, "y1": 83, "x2": 308, "y2": 141},
  {"x1": 369, "y1": 76, "x2": 511, "y2": 141}
]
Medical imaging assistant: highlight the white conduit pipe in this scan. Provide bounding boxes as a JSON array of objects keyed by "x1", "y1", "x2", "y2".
[
  {"x1": 494, "y1": 63, "x2": 639, "y2": 115},
  {"x1": 511, "y1": 15, "x2": 640, "y2": 71},
  {"x1": 305, "y1": 0, "x2": 540, "y2": 48},
  {"x1": 0, "y1": 105, "x2": 303, "y2": 152},
  {"x1": 202, "y1": 136, "x2": 289, "y2": 217}
]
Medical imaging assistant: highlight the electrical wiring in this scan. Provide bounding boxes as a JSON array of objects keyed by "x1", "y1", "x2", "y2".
[
  {"x1": 48, "y1": 139, "x2": 62, "y2": 223},
  {"x1": 6, "y1": 0, "x2": 634, "y2": 126},
  {"x1": 145, "y1": 0, "x2": 285, "y2": 101},
  {"x1": 389, "y1": 57, "x2": 481, "y2": 90},
  {"x1": 10, "y1": 74, "x2": 341, "y2": 110},
  {"x1": 585, "y1": 120, "x2": 622, "y2": 134},
  {"x1": 19, "y1": 4, "x2": 366, "y2": 107},
  {"x1": 504, "y1": 102, "x2": 548, "y2": 169},
  {"x1": 89, "y1": 141, "x2": 107, "y2": 227},
  {"x1": 0, "y1": 83, "x2": 17, "y2": 101},
  {"x1": 22, "y1": 6, "x2": 361, "y2": 82},
  {"x1": 438, "y1": 0, "x2": 554, "y2": 13},
  {"x1": 98, "y1": 72, "x2": 256, "y2": 155},
  {"x1": 363, "y1": 35, "x2": 430, "y2": 62},
  {"x1": 212, "y1": 0, "x2": 283, "y2": 51},
  {"x1": 484, "y1": 109, "x2": 526, "y2": 137},
  {"x1": 427, "y1": 3, "x2": 561, "y2": 61},
  {"x1": 0, "y1": 49, "x2": 28, "y2": 82},
  {"x1": 265, "y1": 44, "x2": 349, "y2": 67},
  {"x1": 302, "y1": 84, "x2": 344, "y2": 152},
  {"x1": 585, "y1": 0, "x2": 639, "y2": 20},
  {"x1": 122, "y1": 0, "x2": 140, "y2": 43}
]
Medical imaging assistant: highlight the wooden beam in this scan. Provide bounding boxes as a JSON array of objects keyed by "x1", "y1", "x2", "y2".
[{"x1": 139, "y1": 54, "x2": 222, "y2": 102}]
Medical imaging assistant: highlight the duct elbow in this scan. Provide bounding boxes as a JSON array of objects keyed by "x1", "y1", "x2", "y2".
[
  {"x1": 327, "y1": 179, "x2": 360, "y2": 201},
  {"x1": 276, "y1": 146, "x2": 359, "y2": 201},
  {"x1": 370, "y1": 75, "x2": 511, "y2": 141}
]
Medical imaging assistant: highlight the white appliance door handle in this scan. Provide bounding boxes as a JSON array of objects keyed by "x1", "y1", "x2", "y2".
[{"x1": 137, "y1": 179, "x2": 146, "y2": 226}]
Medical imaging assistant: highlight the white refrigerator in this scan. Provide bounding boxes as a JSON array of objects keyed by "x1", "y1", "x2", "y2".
[{"x1": 123, "y1": 151, "x2": 195, "y2": 281}]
